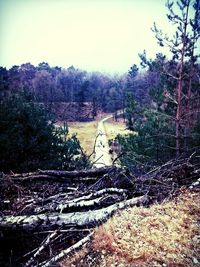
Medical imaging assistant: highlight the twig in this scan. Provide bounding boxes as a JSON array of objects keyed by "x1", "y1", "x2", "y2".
[
  {"x1": 34, "y1": 229, "x2": 90, "y2": 235},
  {"x1": 91, "y1": 154, "x2": 104, "y2": 166},
  {"x1": 88, "y1": 133, "x2": 101, "y2": 159},
  {"x1": 38, "y1": 231, "x2": 94, "y2": 267},
  {"x1": 112, "y1": 152, "x2": 124, "y2": 165},
  {"x1": 25, "y1": 229, "x2": 59, "y2": 267}
]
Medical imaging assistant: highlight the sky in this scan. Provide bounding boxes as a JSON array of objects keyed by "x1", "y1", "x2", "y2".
[{"x1": 0, "y1": 0, "x2": 198, "y2": 74}]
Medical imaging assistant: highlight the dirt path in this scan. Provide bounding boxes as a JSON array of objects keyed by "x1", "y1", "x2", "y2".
[{"x1": 93, "y1": 115, "x2": 113, "y2": 168}]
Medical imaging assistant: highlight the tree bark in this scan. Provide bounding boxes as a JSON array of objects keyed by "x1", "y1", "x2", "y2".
[
  {"x1": 0, "y1": 195, "x2": 149, "y2": 231},
  {"x1": 7, "y1": 167, "x2": 116, "y2": 182},
  {"x1": 175, "y1": 0, "x2": 190, "y2": 157}
]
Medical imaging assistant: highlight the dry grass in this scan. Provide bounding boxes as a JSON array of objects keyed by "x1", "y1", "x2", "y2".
[
  {"x1": 68, "y1": 121, "x2": 98, "y2": 155},
  {"x1": 104, "y1": 118, "x2": 134, "y2": 162},
  {"x1": 60, "y1": 246, "x2": 89, "y2": 267},
  {"x1": 92, "y1": 189, "x2": 200, "y2": 267},
  {"x1": 104, "y1": 118, "x2": 132, "y2": 141},
  {"x1": 59, "y1": 117, "x2": 129, "y2": 156},
  {"x1": 68, "y1": 118, "x2": 128, "y2": 156},
  {"x1": 60, "y1": 189, "x2": 200, "y2": 267}
]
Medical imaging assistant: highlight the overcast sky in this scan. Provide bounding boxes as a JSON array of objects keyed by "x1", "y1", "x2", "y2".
[{"x1": 0, "y1": 0, "x2": 198, "y2": 74}]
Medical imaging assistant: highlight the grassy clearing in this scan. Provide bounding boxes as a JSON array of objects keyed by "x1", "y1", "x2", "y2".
[
  {"x1": 68, "y1": 118, "x2": 128, "y2": 156},
  {"x1": 60, "y1": 189, "x2": 200, "y2": 267},
  {"x1": 104, "y1": 118, "x2": 133, "y2": 163},
  {"x1": 104, "y1": 118, "x2": 132, "y2": 141},
  {"x1": 68, "y1": 121, "x2": 98, "y2": 155}
]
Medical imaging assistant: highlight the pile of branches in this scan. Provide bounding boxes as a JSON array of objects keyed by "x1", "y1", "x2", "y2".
[
  {"x1": 0, "y1": 156, "x2": 199, "y2": 266},
  {"x1": 135, "y1": 155, "x2": 200, "y2": 201}
]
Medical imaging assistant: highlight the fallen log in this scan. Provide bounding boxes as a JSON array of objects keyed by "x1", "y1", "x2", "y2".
[
  {"x1": 35, "y1": 196, "x2": 103, "y2": 213},
  {"x1": 34, "y1": 188, "x2": 127, "y2": 213},
  {"x1": 7, "y1": 166, "x2": 116, "y2": 180},
  {"x1": 0, "y1": 195, "x2": 149, "y2": 231},
  {"x1": 3, "y1": 167, "x2": 118, "y2": 185},
  {"x1": 39, "y1": 166, "x2": 116, "y2": 177},
  {"x1": 4, "y1": 174, "x2": 97, "y2": 183},
  {"x1": 36, "y1": 195, "x2": 125, "y2": 214}
]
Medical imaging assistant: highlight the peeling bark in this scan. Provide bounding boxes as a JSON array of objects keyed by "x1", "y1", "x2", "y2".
[
  {"x1": 34, "y1": 188, "x2": 127, "y2": 213},
  {"x1": 0, "y1": 195, "x2": 149, "y2": 231}
]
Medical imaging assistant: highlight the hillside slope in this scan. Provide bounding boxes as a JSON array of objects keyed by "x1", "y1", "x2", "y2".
[{"x1": 60, "y1": 189, "x2": 200, "y2": 267}]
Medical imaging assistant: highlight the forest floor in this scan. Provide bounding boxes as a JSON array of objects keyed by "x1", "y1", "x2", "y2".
[{"x1": 60, "y1": 188, "x2": 200, "y2": 267}]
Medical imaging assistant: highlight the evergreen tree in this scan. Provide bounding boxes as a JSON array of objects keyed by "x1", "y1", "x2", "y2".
[
  {"x1": 117, "y1": 109, "x2": 175, "y2": 173},
  {"x1": 152, "y1": 0, "x2": 200, "y2": 156},
  {"x1": 125, "y1": 93, "x2": 138, "y2": 130},
  {"x1": 0, "y1": 93, "x2": 89, "y2": 172}
]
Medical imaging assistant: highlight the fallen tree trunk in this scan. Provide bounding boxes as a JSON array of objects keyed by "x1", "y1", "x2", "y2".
[
  {"x1": 0, "y1": 195, "x2": 149, "y2": 231},
  {"x1": 34, "y1": 188, "x2": 127, "y2": 214},
  {"x1": 8, "y1": 166, "x2": 116, "y2": 180},
  {"x1": 4, "y1": 174, "x2": 98, "y2": 183},
  {"x1": 38, "y1": 166, "x2": 116, "y2": 177}
]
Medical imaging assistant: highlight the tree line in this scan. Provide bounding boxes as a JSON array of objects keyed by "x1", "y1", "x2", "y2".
[
  {"x1": 0, "y1": 61, "x2": 155, "y2": 120},
  {"x1": 0, "y1": 0, "x2": 200, "y2": 173}
]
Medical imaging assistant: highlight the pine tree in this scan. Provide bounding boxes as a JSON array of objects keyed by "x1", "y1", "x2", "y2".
[
  {"x1": 152, "y1": 0, "x2": 200, "y2": 156},
  {"x1": 0, "y1": 93, "x2": 89, "y2": 172}
]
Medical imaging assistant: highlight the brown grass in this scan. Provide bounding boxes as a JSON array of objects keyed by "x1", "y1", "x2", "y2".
[
  {"x1": 60, "y1": 189, "x2": 200, "y2": 267},
  {"x1": 92, "y1": 189, "x2": 200, "y2": 267},
  {"x1": 60, "y1": 246, "x2": 89, "y2": 267},
  {"x1": 68, "y1": 118, "x2": 128, "y2": 156},
  {"x1": 68, "y1": 121, "x2": 98, "y2": 155},
  {"x1": 104, "y1": 118, "x2": 132, "y2": 141}
]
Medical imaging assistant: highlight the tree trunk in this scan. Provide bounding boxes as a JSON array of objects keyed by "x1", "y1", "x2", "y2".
[
  {"x1": 176, "y1": 79, "x2": 182, "y2": 157},
  {"x1": 0, "y1": 195, "x2": 148, "y2": 231},
  {"x1": 175, "y1": 1, "x2": 190, "y2": 157}
]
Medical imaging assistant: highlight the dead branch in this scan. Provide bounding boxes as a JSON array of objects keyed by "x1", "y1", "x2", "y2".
[
  {"x1": 4, "y1": 167, "x2": 116, "y2": 183},
  {"x1": 88, "y1": 132, "x2": 101, "y2": 159},
  {"x1": 25, "y1": 229, "x2": 58, "y2": 267},
  {"x1": 39, "y1": 231, "x2": 94, "y2": 267}
]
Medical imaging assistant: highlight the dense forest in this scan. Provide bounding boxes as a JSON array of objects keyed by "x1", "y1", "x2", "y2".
[{"x1": 0, "y1": 62, "x2": 149, "y2": 119}]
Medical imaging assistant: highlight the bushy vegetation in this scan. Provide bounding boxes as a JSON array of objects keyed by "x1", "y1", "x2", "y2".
[
  {"x1": 0, "y1": 93, "x2": 89, "y2": 172},
  {"x1": 117, "y1": 110, "x2": 175, "y2": 172}
]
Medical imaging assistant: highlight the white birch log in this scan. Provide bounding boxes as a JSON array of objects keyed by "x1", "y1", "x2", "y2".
[{"x1": 0, "y1": 195, "x2": 148, "y2": 231}]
